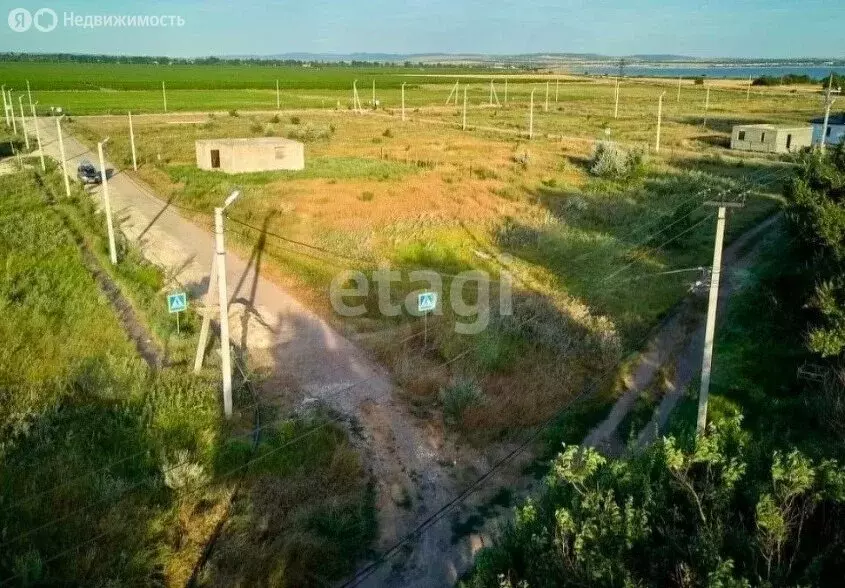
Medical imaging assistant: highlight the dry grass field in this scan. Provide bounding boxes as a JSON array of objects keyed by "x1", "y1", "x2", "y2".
[{"x1": 66, "y1": 78, "x2": 797, "y2": 433}]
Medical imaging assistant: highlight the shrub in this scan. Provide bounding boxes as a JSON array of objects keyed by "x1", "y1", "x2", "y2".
[
  {"x1": 693, "y1": 77, "x2": 705, "y2": 85},
  {"x1": 359, "y1": 191, "x2": 374, "y2": 202},
  {"x1": 440, "y1": 380, "x2": 483, "y2": 425},
  {"x1": 290, "y1": 115, "x2": 301, "y2": 125},
  {"x1": 286, "y1": 123, "x2": 332, "y2": 142},
  {"x1": 512, "y1": 151, "x2": 530, "y2": 170},
  {"x1": 249, "y1": 121, "x2": 263, "y2": 134},
  {"x1": 228, "y1": 109, "x2": 239, "y2": 117},
  {"x1": 383, "y1": 128, "x2": 393, "y2": 138},
  {"x1": 269, "y1": 114, "x2": 280, "y2": 123},
  {"x1": 589, "y1": 141, "x2": 647, "y2": 180}
]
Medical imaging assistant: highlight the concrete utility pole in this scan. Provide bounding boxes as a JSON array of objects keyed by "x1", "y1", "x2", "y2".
[
  {"x1": 17, "y1": 95, "x2": 29, "y2": 150},
  {"x1": 544, "y1": 80, "x2": 550, "y2": 112},
  {"x1": 462, "y1": 85, "x2": 467, "y2": 131},
  {"x1": 353, "y1": 80, "x2": 363, "y2": 113},
  {"x1": 56, "y1": 116, "x2": 71, "y2": 197},
  {"x1": 614, "y1": 77, "x2": 620, "y2": 119},
  {"x1": 26, "y1": 80, "x2": 32, "y2": 111},
  {"x1": 401, "y1": 82, "x2": 406, "y2": 122},
  {"x1": 97, "y1": 137, "x2": 118, "y2": 265},
  {"x1": 215, "y1": 190, "x2": 241, "y2": 418},
  {"x1": 31, "y1": 102, "x2": 45, "y2": 171},
  {"x1": 529, "y1": 88, "x2": 535, "y2": 139},
  {"x1": 677, "y1": 76, "x2": 682, "y2": 103},
  {"x1": 703, "y1": 86, "x2": 711, "y2": 128},
  {"x1": 9, "y1": 91, "x2": 17, "y2": 134},
  {"x1": 504, "y1": 77, "x2": 508, "y2": 105},
  {"x1": 655, "y1": 91, "x2": 666, "y2": 154},
  {"x1": 555, "y1": 78, "x2": 560, "y2": 102},
  {"x1": 446, "y1": 79, "x2": 459, "y2": 105},
  {"x1": 276, "y1": 79, "x2": 280, "y2": 110},
  {"x1": 489, "y1": 79, "x2": 494, "y2": 106},
  {"x1": 746, "y1": 75, "x2": 752, "y2": 100},
  {"x1": 193, "y1": 252, "x2": 218, "y2": 374},
  {"x1": 128, "y1": 111, "x2": 138, "y2": 171},
  {"x1": 696, "y1": 200, "x2": 744, "y2": 436},
  {"x1": 162, "y1": 81, "x2": 167, "y2": 112},
  {"x1": 1, "y1": 85, "x2": 9, "y2": 127},
  {"x1": 820, "y1": 73, "x2": 841, "y2": 154},
  {"x1": 372, "y1": 79, "x2": 376, "y2": 107}
]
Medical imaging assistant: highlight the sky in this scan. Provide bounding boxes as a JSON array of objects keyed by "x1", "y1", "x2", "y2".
[{"x1": 0, "y1": 0, "x2": 842, "y2": 58}]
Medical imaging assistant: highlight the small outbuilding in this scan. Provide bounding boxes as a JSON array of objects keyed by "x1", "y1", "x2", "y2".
[
  {"x1": 729, "y1": 124, "x2": 813, "y2": 154},
  {"x1": 195, "y1": 137, "x2": 304, "y2": 174},
  {"x1": 811, "y1": 112, "x2": 845, "y2": 148}
]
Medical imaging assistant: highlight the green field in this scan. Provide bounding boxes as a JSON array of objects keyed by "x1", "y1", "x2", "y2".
[{"x1": 0, "y1": 61, "x2": 496, "y2": 90}]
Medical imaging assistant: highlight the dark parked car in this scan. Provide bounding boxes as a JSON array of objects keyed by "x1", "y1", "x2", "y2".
[{"x1": 77, "y1": 160, "x2": 103, "y2": 184}]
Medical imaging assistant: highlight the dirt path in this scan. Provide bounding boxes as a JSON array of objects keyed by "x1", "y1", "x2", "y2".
[
  {"x1": 32, "y1": 116, "x2": 506, "y2": 588},
  {"x1": 584, "y1": 212, "x2": 782, "y2": 454}
]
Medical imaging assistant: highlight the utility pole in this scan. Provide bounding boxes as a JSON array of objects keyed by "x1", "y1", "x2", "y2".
[
  {"x1": 401, "y1": 82, "x2": 406, "y2": 122},
  {"x1": 18, "y1": 95, "x2": 29, "y2": 150},
  {"x1": 529, "y1": 88, "x2": 535, "y2": 139},
  {"x1": 446, "y1": 79, "x2": 459, "y2": 105},
  {"x1": 276, "y1": 79, "x2": 280, "y2": 110},
  {"x1": 97, "y1": 137, "x2": 118, "y2": 265},
  {"x1": 489, "y1": 79, "x2": 494, "y2": 106},
  {"x1": 555, "y1": 78, "x2": 559, "y2": 102},
  {"x1": 504, "y1": 77, "x2": 508, "y2": 105},
  {"x1": 696, "y1": 199, "x2": 744, "y2": 436},
  {"x1": 215, "y1": 190, "x2": 241, "y2": 418},
  {"x1": 820, "y1": 73, "x2": 841, "y2": 153},
  {"x1": 162, "y1": 81, "x2": 167, "y2": 112},
  {"x1": 26, "y1": 80, "x2": 32, "y2": 112},
  {"x1": 544, "y1": 80, "x2": 550, "y2": 112},
  {"x1": 9, "y1": 91, "x2": 17, "y2": 135},
  {"x1": 56, "y1": 116, "x2": 71, "y2": 197},
  {"x1": 655, "y1": 91, "x2": 666, "y2": 154},
  {"x1": 677, "y1": 76, "x2": 682, "y2": 103},
  {"x1": 128, "y1": 111, "x2": 138, "y2": 171},
  {"x1": 746, "y1": 75, "x2": 752, "y2": 100},
  {"x1": 193, "y1": 253, "x2": 218, "y2": 374},
  {"x1": 462, "y1": 85, "x2": 467, "y2": 130},
  {"x1": 372, "y1": 79, "x2": 376, "y2": 108},
  {"x1": 703, "y1": 86, "x2": 711, "y2": 128},
  {"x1": 614, "y1": 77, "x2": 620, "y2": 119},
  {"x1": 1, "y1": 85, "x2": 9, "y2": 127},
  {"x1": 31, "y1": 102, "x2": 45, "y2": 171}
]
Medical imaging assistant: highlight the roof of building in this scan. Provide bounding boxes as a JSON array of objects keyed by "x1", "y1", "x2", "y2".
[
  {"x1": 810, "y1": 113, "x2": 845, "y2": 126},
  {"x1": 195, "y1": 137, "x2": 302, "y2": 147},
  {"x1": 733, "y1": 123, "x2": 812, "y2": 131}
]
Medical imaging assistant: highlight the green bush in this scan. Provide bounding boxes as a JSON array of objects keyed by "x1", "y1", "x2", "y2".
[{"x1": 589, "y1": 141, "x2": 646, "y2": 180}]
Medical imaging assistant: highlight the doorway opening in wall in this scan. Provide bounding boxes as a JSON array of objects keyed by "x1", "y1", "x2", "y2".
[
  {"x1": 211, "y1": 149, "x2": 221, "y2": 169},
  {"x1": 786, "y1": 134, "x2": 792, "y2": 150}
]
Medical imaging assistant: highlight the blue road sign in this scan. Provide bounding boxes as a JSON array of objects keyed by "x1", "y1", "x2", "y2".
[
  {"x1": 167, "y1": 292, "x2": 188, "y2": 314},
  {"x1": 417, "y1": 291, "x2": 438, "y2": 313}
]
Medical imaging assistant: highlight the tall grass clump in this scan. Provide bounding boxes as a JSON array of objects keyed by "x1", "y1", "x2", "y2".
[
  {"x1": 440, "y1": 380, "x2": 484, "y2": 425},
  {"x1": 589, "y1": 141, "x2": 647, "y2": 180}
]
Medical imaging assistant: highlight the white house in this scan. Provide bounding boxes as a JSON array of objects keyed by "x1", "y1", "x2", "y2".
[{"x1": 811, "y1": 112, "x2": 845, "y2": 148}]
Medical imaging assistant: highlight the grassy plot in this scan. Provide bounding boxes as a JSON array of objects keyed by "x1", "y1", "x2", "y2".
[
  {"x1": 66, "y1": 103, "x2": 782, "y2": 434},
  {"x1": 0, "y1": 163, "x2": 374, "y2": 586}
]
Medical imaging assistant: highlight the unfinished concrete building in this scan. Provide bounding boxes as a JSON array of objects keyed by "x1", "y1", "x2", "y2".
[
  {"x1": 729, "y1": 124, "x2": 812, "y2": 154},
  {"x1": 195, "y1": 137, "x2": 305, "y2": 174}
]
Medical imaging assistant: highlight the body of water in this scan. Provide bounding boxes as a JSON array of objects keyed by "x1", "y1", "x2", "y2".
[{"x1": 568, "y1": 64, "x2": 845, "y2": 81}]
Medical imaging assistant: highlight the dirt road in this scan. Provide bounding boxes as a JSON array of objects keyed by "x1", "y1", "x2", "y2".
[
  {"x1": 584, "y1": 212, "x2": 782, "y2": 454},
  {"x1": 32, "y1": 116, "x2": 492, "y2": 587}
]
